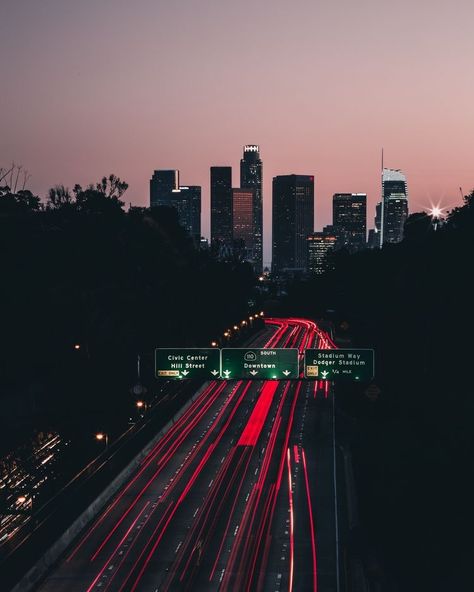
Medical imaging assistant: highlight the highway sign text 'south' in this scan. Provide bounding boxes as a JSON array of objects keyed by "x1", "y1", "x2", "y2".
[
  {"x1": 304, "y1": 349, "x2": 374, "y2": 381},
  {"x1": 155, "y1": 348, "x2": 221, "y2": 380},
  {"x1": 220, "y1": 348, "x2": 299, "y2": 380}
]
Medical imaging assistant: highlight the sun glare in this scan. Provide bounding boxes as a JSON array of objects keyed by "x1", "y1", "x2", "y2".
[{"x1": 427, "y1": 204, "x2": 445, "y2": 219}]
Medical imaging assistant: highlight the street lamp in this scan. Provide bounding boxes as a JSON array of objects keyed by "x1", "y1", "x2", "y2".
[
  {"x1": 211, "y1": 341, "x2": 218, "y2": 347},
  {"x1": 74, "y1": 344, "x2": 81, "y2": 350},
  {"x1": 136, "y1": 400, "x2": 147, "y2": 413},
  {"x1": 95, "y1": 432, "x2": 108, "y2": 447}
]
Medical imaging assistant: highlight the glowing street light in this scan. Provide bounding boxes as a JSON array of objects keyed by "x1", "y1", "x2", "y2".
[
  {"x1": 233, "y1": 325, "x2": 239, "y2": 331},
  {"x1": 211, "y1": 341, "x2": 218, "y2": 347},
  {"x1": 136, "y1": 400, "x2": 147, "y2": 417},
  {"x1": 95, "y1": 432, "x2": 108, "y2": 447},
  {"x1": 74, "y1": 344, "x2": 81, "y2": 350},
  {"x1": 17, "y1": 496, "x2": 27, "y2": 504}
]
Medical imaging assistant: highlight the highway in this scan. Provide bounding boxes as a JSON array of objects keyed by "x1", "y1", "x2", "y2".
[{"x1": 37, "y1": 318, "x2": 337, "y2": 592}]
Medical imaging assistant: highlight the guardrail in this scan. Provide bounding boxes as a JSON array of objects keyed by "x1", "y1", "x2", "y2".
[{"x1": 1, "y1": 378, "x2": 200, "y2": 592}]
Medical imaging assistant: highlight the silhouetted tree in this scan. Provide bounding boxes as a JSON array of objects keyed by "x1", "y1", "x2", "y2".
[
  {"x1": 0, "y1": 174, "x2": 257, "y2": 431},
  {"x1": 46, "y1": 185, "x2": 73, "y2": 209},
  {"x1": 73, "y1": 174, "x2": 127, "y2": 215},
  {"x1": 283, "y1": 189, "x2": 474, "y2": 591},
  {"x1": 403, "y1": 212, "x2": 435, "y2": 242}
]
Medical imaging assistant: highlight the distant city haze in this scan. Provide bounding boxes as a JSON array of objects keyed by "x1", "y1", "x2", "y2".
[{"x1": 1, "y1": 0, "x2": 473, "y2": 265}]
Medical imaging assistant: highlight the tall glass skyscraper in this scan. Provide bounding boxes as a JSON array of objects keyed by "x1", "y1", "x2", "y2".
[
  {"x1": 381, "y1": 168, "x2": 409, "y2": 245},
  {"x1": 272, "y1": 174, "x2": 314, "y2": 275},
  {"x1": 232, "y1": 188, "x2": 255, "y2": 262},
  {"x1": 332, "y1": 193, "x2": 367, "y2": 251},
  {"x1": 150, "y1": 170, "x2": 179, "y2": 207},
  {"x1": 210, "y1": 166, "x2": 233, "y2": 248},
  {"x1": 149, "y1": 170, "x2": 201, "y2": 242},
  {"x1": 240, "y1": 145, "x2": 263, "y2": 272},
  {"x1": 174, "y1": 186, "x2": 201, "y2": 242},
  {"x1": 307, "y1": 231, "x2": 337, "y2": 275}
]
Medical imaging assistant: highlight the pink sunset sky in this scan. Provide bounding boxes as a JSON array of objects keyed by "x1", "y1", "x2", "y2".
[{"x1": 1, "y1": 0, "x2": 473, "y2": 265}]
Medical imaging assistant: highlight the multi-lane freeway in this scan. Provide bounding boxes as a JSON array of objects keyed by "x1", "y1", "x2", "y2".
[{"x1": 37, "y1": 318, "x2": 338, "y2": 592}]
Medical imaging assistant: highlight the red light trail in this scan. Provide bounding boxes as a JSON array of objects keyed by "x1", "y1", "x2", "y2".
[{"x1": 38, "y1": 317, "x2": 336, "y2": 592}]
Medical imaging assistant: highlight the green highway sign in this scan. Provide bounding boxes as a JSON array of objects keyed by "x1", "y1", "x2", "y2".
[
  {"x1": 155, "y1": 348, "x2": 221, "y2": 380},
  {"x1": 220, "y1": 348, "x2": 299, "y2": 380},
  {"x1": 304, "y1": 349, "x2": 374, "y2": 382}
]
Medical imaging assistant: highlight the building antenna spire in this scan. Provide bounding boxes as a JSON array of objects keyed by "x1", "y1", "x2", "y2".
[{"x1": 380, "y1": 148, "x2": 384, "y2": 248}]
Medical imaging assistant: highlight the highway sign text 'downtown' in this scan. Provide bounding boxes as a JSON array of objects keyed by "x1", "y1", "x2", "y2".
[
  {"x1": 304, "y1": 349, "x2": 374, "y2": 381},
  {"x1": 220, "y1": 348, "x2": 299, "y2": 380}
]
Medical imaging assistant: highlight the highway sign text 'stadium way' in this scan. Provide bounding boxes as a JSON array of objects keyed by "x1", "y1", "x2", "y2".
[
  {"x1": 220, "y1": 348, "x2": 299, "y2": 380},
  {"x1": 155, "y1": 348, "x2": 221, "y2": 380},
  {"x1": 304, "y1": 349, "x2": 374, "y2": 381}
]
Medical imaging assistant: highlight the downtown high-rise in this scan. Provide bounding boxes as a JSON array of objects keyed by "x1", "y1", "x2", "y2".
[
  {"x1": 240, "y1": 145, "x2": 263, "y2": 271},
  {"x1": 272, "y1": 174, "x2": 314, "y2": 275},
  {"x1": 332, "y1": 193, "x2": 367, "y2": 251},
  {"x1": 307, "y1": 231, "x2": 337, "y2": 275},
  {"x1": 149, "y1": 170, "x2": 201, "y2": 242},
  {"x1": 150, "y1": 170, "x2": 179, "y2": 207},
  {"x1": 174, "y1": 186, "x2": 201, "y2": 242},
  {"x1": 210, "y1": 166, "x2": 233, "y2": 249},
  {"x1": 380, "y1": 168, "x2": 408, "y2": 245},
  {"x1": 232, "y1": 188, "x2": 255, "y2": 262}
]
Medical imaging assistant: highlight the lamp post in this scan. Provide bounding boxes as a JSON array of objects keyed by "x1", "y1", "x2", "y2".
[
  {"x1": 95, "y1": 432, "x2": 108, "y2": 448},
  {"x1": 136, "y1": 400, "x2": 147, "y2": 418}
]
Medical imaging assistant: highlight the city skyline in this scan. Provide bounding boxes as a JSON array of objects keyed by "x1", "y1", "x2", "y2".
[
  {"x1": 2, "y1": 147, "x2": 465, "y2": 266},
  {"x1": 2, "y1": 1, "x2": 472, "y2": 265}
]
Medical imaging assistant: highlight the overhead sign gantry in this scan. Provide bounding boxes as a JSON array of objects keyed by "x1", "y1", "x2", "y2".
[
  {"x1": 304, "y1": 349, "x2": 375, "y2": 381},
  {"x1": 220, "y1": 348, "x2": 299, "y2": 380},
  {"x1": 155, "y1": 347, "x2": 374, "y2": 381},
  {"x1": 155, "y1": 348, "x2": 221, "y2": 380}
]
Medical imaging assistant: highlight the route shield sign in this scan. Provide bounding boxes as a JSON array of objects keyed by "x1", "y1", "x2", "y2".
[
  {"x1": 220, "y1": 348, "x2": 299, "y2": 380},
  {"x1": 304, "y1": 349, "x2": 374, "y2": 381},
  {"x1": 155, "y1": 348, "x2": 221, "y2": 380}
]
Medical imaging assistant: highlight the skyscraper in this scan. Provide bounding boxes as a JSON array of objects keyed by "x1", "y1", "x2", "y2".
[
  {"x1": 272, "y1": 174, "x2": 314, "y2": 275},
  {"x1": 332, "y1": 193, "x2": 367, "y2": 251},
  {"x1": 149, "y1": 170, "x2": 201, "y2": 242},
  {"x1": 380, "y1": 168, "x2": 409, "y2": 245},
  {"x1": 307, "y1": 231, "x2": 337, "y2": 275},
  {"x1": 150, "y1": 170, "x2": 179, "y2": 207},
  {"x1": 232, "y1": 188, "x2": 255, "y2": 261},
  {"x1": 240, "y1": 145, "x2": 263, "y2": 271},
  {"x1": 210, "y1": 166, "x2": 233, "y2": 247},
  {"x1": 173, "y1": 186, "x2": 201, "y2": 242}
]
